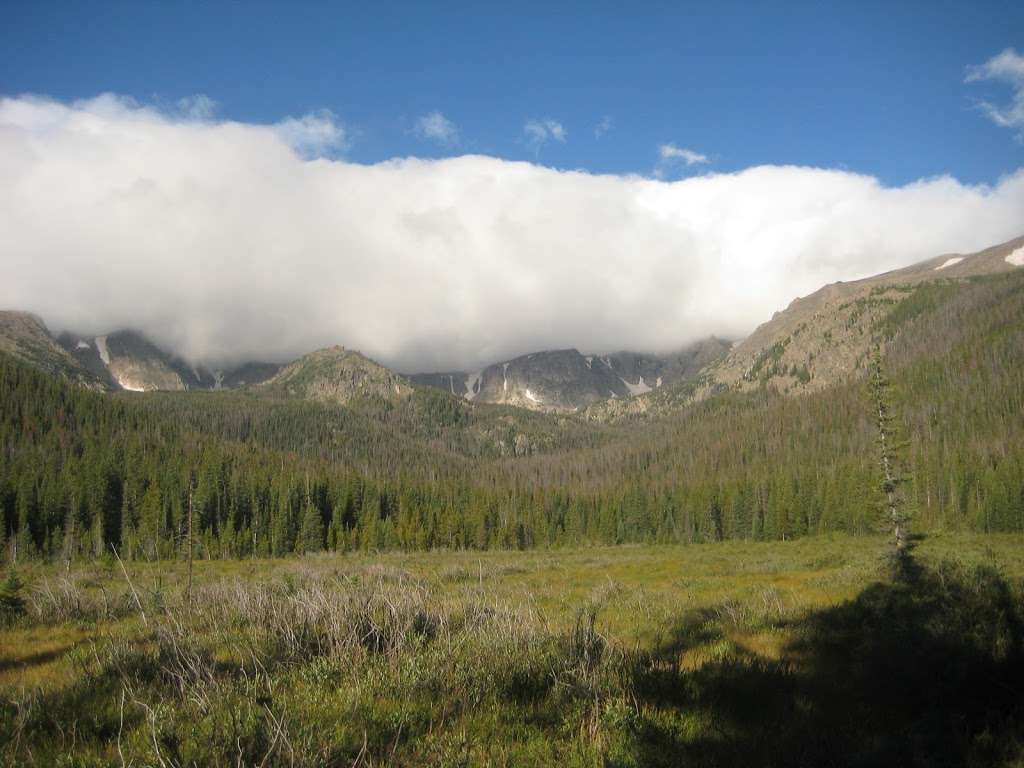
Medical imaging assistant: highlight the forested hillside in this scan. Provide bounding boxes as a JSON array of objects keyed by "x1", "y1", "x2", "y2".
[{"x1": 1, "y1": 270, "x2": 1022, "y2": 562}]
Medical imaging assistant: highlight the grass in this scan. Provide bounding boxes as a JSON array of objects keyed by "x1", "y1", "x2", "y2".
[{"x1": 1, "y1": 533, "x2": 1023, "y2": 766}]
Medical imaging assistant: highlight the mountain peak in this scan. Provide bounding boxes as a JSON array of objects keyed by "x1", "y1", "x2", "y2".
[{"x1": 263, "y1": 345, "x2": 412, "y2": 405}]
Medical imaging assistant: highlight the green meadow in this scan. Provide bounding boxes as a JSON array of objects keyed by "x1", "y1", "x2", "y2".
[{"x1": 2, "y1": 532, "x2": 1023, "y2": 766}]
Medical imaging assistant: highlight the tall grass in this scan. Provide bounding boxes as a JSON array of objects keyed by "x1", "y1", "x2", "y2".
[
  {"x1": 2, "y1": 537, "x2": 1023, "y2": 766},
  {"x1": 2, "y1": 566, "x2": 647, "y2": 766}
]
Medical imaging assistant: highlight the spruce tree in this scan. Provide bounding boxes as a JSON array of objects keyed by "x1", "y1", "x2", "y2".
[
  {"x1": 0, "y1": 569, "x2": 25, "y2": 618},
  {"x1": 298, "y1": 503, "x2": 324, "y2": 554}
]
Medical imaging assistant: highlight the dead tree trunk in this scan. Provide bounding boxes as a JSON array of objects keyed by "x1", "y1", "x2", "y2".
[
  {"x1": 869, "y1": 344, "x2": 908, "y2": 557},
  {"x1": 186, "y1": 482, "x2": 194, "y2": 607}
]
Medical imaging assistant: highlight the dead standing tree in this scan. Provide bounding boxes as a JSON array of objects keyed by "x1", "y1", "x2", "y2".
[
  {"x1": 187, "y1": 478, "x2": 194, "y2": 607},
  {"x1": 869, "y1": 343, "x2": 909, "y2": 558},
  {"x1": 183, "y1": 458, "x2": 199, "y2": 610}
]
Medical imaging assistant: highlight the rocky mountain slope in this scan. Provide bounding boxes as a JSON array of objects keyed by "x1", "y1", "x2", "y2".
[
  {"x1": 700, "y1": 234, "x2": 1024, "y2": 397},
  {"x1": 57, "y1": 330, "x2": 195, "y2": 391},
  {"x1": 259, "y1": 346, "x2": 413, "y2": 406},
  {"x1": 582, "y1": 235, "x2": 1024, "y2": 422},
  {"x1": 52, "y1": 329, "x2": 281, "y2": 393},
  {"x1": 0, "y1": 311, "x2": 109, "y2": 390},
  {"x1": 0, "y1": 316, "x2": 283, "y2": 394},
  {"x1": 409, "y1": 338, "x2": 730, "y2": 413}
]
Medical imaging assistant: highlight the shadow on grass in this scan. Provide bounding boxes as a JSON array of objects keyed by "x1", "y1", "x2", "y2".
[
  {"x1": 628, "y1": 543, "x2": 1024, "y2": 768},
  {"x1": 0, "y1": 642, "x2": 83, "y2": 673}
]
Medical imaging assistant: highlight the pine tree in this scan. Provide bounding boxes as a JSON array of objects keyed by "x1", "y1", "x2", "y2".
[
  {"x1": 0, "y1": 569, "x2": 26, "y2": 618},
  {"x1": 138, "y1": 483, "x2": 163, "y2": 560},
  {"x1": 15, "y1": 477, "x2": 37, "y2": 562},
  {"x1": 298, "y1": 503, "x2": 324, "y2": 554}
]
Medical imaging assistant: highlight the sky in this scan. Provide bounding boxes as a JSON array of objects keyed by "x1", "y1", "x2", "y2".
[{"x1": 1, "y1": 2, "x2": 1023, "y2": 371}]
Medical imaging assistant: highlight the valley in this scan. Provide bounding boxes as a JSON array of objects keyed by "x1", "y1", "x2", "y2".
[
  {"x1": 1, "y1": 237, "x2": 1022, "y2": 557},
  {"x1": 2, "y1": 236, "x2": 1023, "y2": 767},
  {"x1": 5, "y1": 8, "x2": 1024, "y2": 765}
]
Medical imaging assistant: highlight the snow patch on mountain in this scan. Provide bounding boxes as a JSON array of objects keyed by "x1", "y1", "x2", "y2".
[
  {"x1": 623, "y1": 376, "x2": 652, "y2": 396},
  {"x1": 935, "y1": 257, "x2": 963, "y2": 270},
  {"x1": 95, "y1": 335, "x2": 110, "y2": 365},
  {"x1": 525, "y1": 388, "x2": 540, "y2": 403},
  {"x1": 1007, "y1": 246, "x2": 1024, "y2": 267}
]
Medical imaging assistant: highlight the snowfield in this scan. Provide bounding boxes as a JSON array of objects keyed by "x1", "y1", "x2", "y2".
[{"x1": 935, "y1": 256, "x2": 963, "y2": 270}]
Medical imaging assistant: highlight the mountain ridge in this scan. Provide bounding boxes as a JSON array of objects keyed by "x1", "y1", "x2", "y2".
[
  {"x1": 407, "y1": 338, "x2": 731, "y2": 412},
  {"x1": 2, "y1": 234, "x2": 1021, "y2": 416},
  {"x1": 576, "y1": 234, "x2": 1024, "y2": 422},
  {"x1": 51, "y1": 329, "x2": 282, "y2": 393},
  {"x1": 701, "y1": 233, "x2": 1024, "y2": 396}
]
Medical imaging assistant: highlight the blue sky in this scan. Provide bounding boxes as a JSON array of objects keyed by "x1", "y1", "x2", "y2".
[
  {"x1": 2, "y1": 1, "x2": 1022, "y2": 185},
  {"x1": 3, "y1": 2, "x2": 1024, "y2": 370}
]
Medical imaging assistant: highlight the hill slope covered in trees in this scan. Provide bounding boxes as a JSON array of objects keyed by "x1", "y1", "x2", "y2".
[{"x1": 1, "y1": 260, "x2": 1022, "y2": 561}]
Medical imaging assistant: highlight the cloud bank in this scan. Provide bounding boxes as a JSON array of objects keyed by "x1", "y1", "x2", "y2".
[{"x1": 1, "y1": 94, "x2": 1023, "y2": 373}]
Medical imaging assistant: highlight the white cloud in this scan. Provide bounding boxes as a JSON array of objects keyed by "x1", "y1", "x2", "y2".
[
  {"x1": 177, "y1": 94, "x2": 217, "y2": 120},
  {"x1": 966, "y1": 48, "x2": 1024, "y2": 139},
  {"x1": 659, "y1": 144, "x2": 708, "y2": 165},
  {"x1": 655, "y1": 143, "x2": 709, "y2": 178},
  {"x1": 1, "y1": 94, "x2": 1023, "y2": 373},
  {"x1": 414, "y1": 110, "x2": 459, "y2": 146},
  {"x1": 594, "y1": 115, "x2": 613, "y2": 139},
  {"x1": 523, "y1": 118, "x2": 566, "y2": 153},
  {"x1": 273, "y1": 109, "x2": 349, "y2": 157}
]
